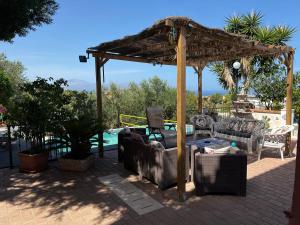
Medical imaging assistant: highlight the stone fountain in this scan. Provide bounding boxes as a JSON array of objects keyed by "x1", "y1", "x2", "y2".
[{"x1": 231, "y1": 88, "x2": 254, "y2": 119}]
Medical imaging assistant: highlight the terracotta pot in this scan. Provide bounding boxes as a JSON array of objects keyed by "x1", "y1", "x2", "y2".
[{"x1": 19, "y1": 151, "x2": 49, "y2": 173}]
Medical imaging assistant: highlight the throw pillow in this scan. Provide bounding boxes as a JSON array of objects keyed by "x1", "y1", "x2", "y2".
[
  {"x1": 131, "y1": 133, "x2": 145, "y2": 144},
  {"x1": 195, "y1": 117, "x2": 207, "y2": 129},
  {"x1": 150, "y1": 141, "x2": 165, "y2": 150}
]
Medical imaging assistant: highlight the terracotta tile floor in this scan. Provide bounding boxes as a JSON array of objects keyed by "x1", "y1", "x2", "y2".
[{"x1": 0, "y1": 139, "x2": 297, "y2": 225}]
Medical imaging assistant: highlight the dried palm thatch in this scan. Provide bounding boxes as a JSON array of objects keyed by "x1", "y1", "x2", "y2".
[
  {"x1": 222, "y1": 63, "x2": 235, "y2": 90},
  {"x1": 240, "y1": 57, "x2": 252, "y2": 76},
  {"x1": 87, "y1": 16, "x2": 292, "y2": 66}
]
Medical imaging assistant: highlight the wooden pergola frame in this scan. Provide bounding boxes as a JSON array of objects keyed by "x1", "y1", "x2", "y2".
[{"x1": 86, "y1": 17, "x2": 295, "y2": 201}]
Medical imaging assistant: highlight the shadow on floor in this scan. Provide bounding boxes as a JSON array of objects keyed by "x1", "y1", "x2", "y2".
[{"x1": 0, "y1": 139, "x2": 297, "y2": 225}]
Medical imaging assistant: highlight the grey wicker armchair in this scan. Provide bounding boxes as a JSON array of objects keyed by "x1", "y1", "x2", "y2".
[
  {"x1": 193, "y1": 152, "x2": 247, "y2": 196},
  {"x1": 190, "y1": 114, "x2": 214, "y2": 139}
]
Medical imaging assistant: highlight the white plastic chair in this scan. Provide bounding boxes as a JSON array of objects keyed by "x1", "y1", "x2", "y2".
[{"x1": 258, "y1": 125, "x2": 294, "y2": 160}]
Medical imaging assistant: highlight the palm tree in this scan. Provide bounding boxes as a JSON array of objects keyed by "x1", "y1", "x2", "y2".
[{"x1": 209, "y1": 11, "x2": 295, "y2": 94}]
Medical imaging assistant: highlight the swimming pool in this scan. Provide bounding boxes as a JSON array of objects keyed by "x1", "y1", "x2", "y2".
[{"x1": 102, "y1": 124, "x2": 194, "y2": 150}]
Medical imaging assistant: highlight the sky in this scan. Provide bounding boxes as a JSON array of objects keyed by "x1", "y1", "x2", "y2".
[{"x1": 1, "y1": 0, "x2": 299, "y2": 93}]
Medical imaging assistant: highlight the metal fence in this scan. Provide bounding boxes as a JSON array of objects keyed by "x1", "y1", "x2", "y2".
[
  {"x1": 118, "y1": 107, "x2": 232, "y2": 128},
  {"x1": 0, "y1": 126, "x2": 72, "y2": 169}
]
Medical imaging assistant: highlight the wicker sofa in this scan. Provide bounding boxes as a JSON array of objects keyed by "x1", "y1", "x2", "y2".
[
  {"x1": 214, "y1": 117, "x2": 264, "y2": 153},
  {"x1": 121, "y1": 132, "x2": 189, "y2": 190}
]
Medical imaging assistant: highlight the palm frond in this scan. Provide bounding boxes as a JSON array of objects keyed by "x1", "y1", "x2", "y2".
[
  {"x1": 241, "y1": 11, "x2": 263, "y2": 36},
  {"x1": 254, "y1": 26, "x2": 276, "y2": 44},
  {"x1": 272, "y1": 26, "x2": 296, "y2": 45},
  {"x1": 222, "y1": 63, "x2": 235, "y2": 90},
  {"x1": 225, "y1": 14, "x2": 243, "y2": 33},
  {"x1": 240, "y1": 57, "x2": 252, "y2": 78}
]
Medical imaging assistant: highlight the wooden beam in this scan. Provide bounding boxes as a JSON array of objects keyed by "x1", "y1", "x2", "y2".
[
  {"x1": 176, "y1": 26, "x2": 187, "y2": 202},
  {"x1": 285, "y1": 50, "x2": 294, "y2": 156},
  {"x1": 88, "y1": 46, "x2": 286, "y2": 67},
  {"x1": 89, "y1": 51, "x2": 178, "y2": 66},
  {"x1": 95, "y1": 56, "x2": 105, "y2": 158}
]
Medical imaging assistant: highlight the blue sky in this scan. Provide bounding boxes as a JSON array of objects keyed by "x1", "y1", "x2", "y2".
[{"x1": 1, "y1": 0, "x2": 299, "y2": 93}]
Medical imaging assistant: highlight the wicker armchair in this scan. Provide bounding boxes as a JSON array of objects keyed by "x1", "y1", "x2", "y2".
[
  {"x1": 193, "y1": 152, "x2": 247, "y2": 196},
  {"x1": 190, "y1": 114, "x2": 214, "y2": 139},
  {"x1": 258, "y1": 125, "x2": 294, "y2": 160}
]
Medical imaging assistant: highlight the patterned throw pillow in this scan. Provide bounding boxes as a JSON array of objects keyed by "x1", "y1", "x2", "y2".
[
  {"x1": 195, "y1": 117, "x2": 207, "y2": 129},
  {"x1": 232, "y1": 120, "x2": 242, "y2": 131},
  {"x1": 241, "y1": 121, "x2": 256, "y2": 134},
  {"x1": 228, "y1": 120, "x2": 236, "y2": 130}
]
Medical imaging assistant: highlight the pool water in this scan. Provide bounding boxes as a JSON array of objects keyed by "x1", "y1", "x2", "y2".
[{"x1": 102, "y1": 124, "x2": 194, "y2": 149}]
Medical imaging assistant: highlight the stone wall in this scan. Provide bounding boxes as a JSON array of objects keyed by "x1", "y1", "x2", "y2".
[{"x1": 251, "y1": 109, "x2": 297, "y2": 137}]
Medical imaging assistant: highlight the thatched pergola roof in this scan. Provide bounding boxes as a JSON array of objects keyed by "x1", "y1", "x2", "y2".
[{"x1": 87, "y1": 16, "x2": 292, "y2": 66}]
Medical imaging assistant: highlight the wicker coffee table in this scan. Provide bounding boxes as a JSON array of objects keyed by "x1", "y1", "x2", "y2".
[{"x1": 186, "y1": 138, "x2": 231, "y2": 182}]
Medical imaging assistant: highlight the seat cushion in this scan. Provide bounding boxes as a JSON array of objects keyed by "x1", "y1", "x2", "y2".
[
  {"x1": 216, "y1": 129, "x2": 251, "y2": 138},
  {"x1": 231, "y1": 131, "x2": 251, "y2": 138},
  {"x1": 195, "y1": 128, "x2": 211, "y2": 131},
  {"x1": 163, "y1": 136, "x2": 177, "y2": 149},
  {"x1": 217, "y1": 129, "x2": 233, "y2": 135}
]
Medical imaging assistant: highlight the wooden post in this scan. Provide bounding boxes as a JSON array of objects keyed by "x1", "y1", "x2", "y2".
[
  {"x1": 95, "y1": 57, "x2": 104, "y2": 158},
  {"x1": 176, "y1": 26, "x2": 187, "y2": 202},
  {"x1": 193, "y1": 63, "x2": 206, "y2": 114},
  {"x1": 288, "y1": 113, "x2": 300, "y2": 225},
  {"x1": 197, "y1": 70, "x2": 202, "y2": 114},
  {"x1": 285, "y1": 50, "x2": 294, "y2": 156}
]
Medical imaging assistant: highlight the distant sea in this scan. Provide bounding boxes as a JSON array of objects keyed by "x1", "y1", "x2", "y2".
[
  {"x1": 199, "y1": 90, "x2": 228, "y2": 96},
  {"x1": 66, "y1": 79, "x2": 228, "y2": 96}
]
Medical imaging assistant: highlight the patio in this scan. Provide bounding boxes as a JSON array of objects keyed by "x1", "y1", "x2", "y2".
[
  {"x1": 85, "y1": 16, "x2": 295, "y2": 201},
  {"x1": 0, "y1": 138, "x2": 297, "y2": 225}
]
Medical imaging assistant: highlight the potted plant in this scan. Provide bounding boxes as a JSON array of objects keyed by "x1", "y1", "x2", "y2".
[
  {"x1": 58, "y1": 117, "x2": 100, "y2": 171},
  {"x1": 9, "y1": 77, "x2": 68, "y2": 173},
  {"x1": 58, "y1": 91, "x2": 101, "y2": 172}
]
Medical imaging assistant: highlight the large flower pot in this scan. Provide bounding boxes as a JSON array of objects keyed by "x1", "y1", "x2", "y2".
[
  {"x1": 58, "y1": 153, "x2": 94, "y2": 172},
  {"x1": 19, "y1": 151, "x2": 49, "y2": 173}
]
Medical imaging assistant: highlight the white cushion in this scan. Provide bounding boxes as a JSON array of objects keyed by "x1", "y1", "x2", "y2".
[{"x1": 204, "y1": 146, "x2": 231, "y2": 154}]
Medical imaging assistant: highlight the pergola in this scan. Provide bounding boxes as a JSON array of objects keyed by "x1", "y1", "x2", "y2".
[{"x1": 85, "y1": 16, "x2": 295, "y2": 201}]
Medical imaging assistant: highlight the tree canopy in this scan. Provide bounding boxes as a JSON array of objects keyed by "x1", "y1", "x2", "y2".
[
  {"x1": 101, "y1": 76, "x2": 199, "y2": 128},
  {"x1": 251, "y1": 64, "x2": 287, "y2": 110},
  {"x1": 0, "y1": 69, "x2": 13, "y2": 105},
  {"x1": 0, "y1": 0, "x2": 59, "y2": 42},
  {"x1": 209, "y1": 11, "x2": 295, "y2": 94}
]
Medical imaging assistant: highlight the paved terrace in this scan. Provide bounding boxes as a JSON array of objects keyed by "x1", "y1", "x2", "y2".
[{"x1": 0, "y1": 139, "x2": 297, "y2": 225}]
